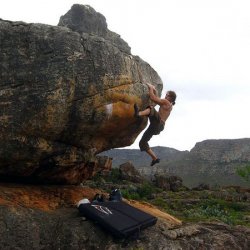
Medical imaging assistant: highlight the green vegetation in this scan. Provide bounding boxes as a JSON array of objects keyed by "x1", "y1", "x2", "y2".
[
  {"x1": 104, "y1": 168, "x2": 121, "y2": 183},
  {"x1": 151, "y1": 192, "x2": 250, "y2": 227},
  {"x1": 122, "y1": 182, "x2": 158, "y2": 200},
  {"x1": 152, "y1": 197, "x2": 170, "y2": 211},
  {"x1": 92, "y1": 168, "x2": 121, "y2": 185},
  {"x1": 236, "y1": 164, "x2": 250, "y2": 182},
  {"x1": 91, "y1": 169, "x2": 250, "y2": 227},
  {"x1": 118, "y1": 184, "x2": 250, "y2": 227},
  {"x1": 182, "y1": 199, "x2": 248, "y2": 226}
]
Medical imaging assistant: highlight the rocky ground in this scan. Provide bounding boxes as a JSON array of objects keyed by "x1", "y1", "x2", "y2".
[{"x1": 0, "y1": 180, "x2": 250, "y2": 250}]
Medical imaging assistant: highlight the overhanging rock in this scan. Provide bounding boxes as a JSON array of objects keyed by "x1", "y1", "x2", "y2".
[{"x1": 0, "y1": 4, "x2": 163, "y2": 183}]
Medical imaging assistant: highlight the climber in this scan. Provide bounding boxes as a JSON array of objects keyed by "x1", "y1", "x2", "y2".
[{"x1": 134, "y1": 83, "x2": 176, "y2": 166}]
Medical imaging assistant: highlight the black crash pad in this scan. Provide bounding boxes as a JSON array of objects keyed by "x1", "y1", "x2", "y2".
[{"x1": 78, "y1": 201, "x2": 157, "y2": 238}]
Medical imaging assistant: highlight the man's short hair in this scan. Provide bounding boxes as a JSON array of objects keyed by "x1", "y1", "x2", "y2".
[{"x1": 167, "y1": 91, "x2": 176, "y2": 105}]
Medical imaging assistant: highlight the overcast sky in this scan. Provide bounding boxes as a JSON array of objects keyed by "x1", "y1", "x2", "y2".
[{"x1": 1, "y1": 0, "x2": 249, "y2": 151}]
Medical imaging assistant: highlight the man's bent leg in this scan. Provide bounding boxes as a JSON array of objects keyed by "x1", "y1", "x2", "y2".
[
  {"x1": 139, "y1": 128, "x2": 153, "y2": 152},
  {"x1": 139, "y1": 108, "x2": 150, "y2": 117}
]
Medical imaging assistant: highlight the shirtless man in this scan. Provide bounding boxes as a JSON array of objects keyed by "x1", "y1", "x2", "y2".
[{"x1": 134, "y1": 83, "x2": 176, "y2": 166}]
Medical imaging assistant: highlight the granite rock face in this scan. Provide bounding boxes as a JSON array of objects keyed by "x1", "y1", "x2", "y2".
[
  {"x1": 154, "y1": 173, "x2": 184, "y2": 192},
  {"x1": 119, "y1": 161, "x2": 144, "y2": 183},
  {"x1": 58, "y1": 4, "x2": 131, "y2": 54},
  {"x1": 191, "y1": 139, "x2": 250, "y2": 162},
  {"x1": 0, "y1": 4, "x2": 163, "y2": 183},
  {"x1": 102, "y1": 139, "x2": 250, "y2": 187},
  {"x1": 2, "y1": 206, "x2": 249, "y2": 250},
  {"x1": 182, "y1": 139, "x2": 250, "y2": 187}
]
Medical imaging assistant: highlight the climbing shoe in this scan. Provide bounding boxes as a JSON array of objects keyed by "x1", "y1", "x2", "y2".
[{"x1": 151, "y1": 158, "x2": 160, "y2": 166}]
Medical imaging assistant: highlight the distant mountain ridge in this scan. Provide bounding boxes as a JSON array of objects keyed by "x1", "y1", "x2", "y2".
[{"x1": 101, "y1": 138, "x2": 250, "y2": 188}]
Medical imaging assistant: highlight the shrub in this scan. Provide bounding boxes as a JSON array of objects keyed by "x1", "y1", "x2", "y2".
[
  {"x1": 152, "y1": 197, "x2": 170, "y2": 211},
  {"x1": 236, "y1": 164, "x2": 250, "y2": 182},
  {"x1": 122, "y1": 189, "x2": 141, "y2": 200},
  {"x1": 137, "y1": 182, "x2": 155, "y2": 200},
  {"x1": 121, "y1": 182, "x2": 158, "y2": 200},
  {"x1": 182, "y1": 199, "x2": 247, "y2": 225}
]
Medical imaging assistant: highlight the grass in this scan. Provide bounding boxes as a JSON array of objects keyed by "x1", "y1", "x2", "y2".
[
  {"x1": 182, "y1": 200, "x2": 247, "y2": 226},
  {"x1": 122, "y1": 185, "x2": 250, "y2": 226},
  {"x1": 152, "y1": 195, "x2": 250, "y2": 227},
  {"x1": 121, "y1": 182, "x2": 157, "y2": 200},
  {"x1": 92, "y1": 169, "x2": 250, "y2": 227}
]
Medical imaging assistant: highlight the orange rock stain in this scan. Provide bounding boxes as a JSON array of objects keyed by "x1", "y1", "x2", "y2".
[
  {"x1": 0, "y1": 183, "x2": 181, "y2": 226},
  {"x1": 0, "y1": 183, "x2": 103, "y2": 211}
]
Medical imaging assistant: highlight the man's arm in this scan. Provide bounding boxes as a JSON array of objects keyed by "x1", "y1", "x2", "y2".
[{"x1": 146, "y1": 83, "x2": 168, "y2": 106}]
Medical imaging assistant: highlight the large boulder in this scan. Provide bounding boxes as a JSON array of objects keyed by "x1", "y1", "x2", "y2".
[
  {"x1": 0, "y1": 4, "x2": 163, "y2": 183},
  {"x1": 154, "y1": 174, "x2": 184, "y2": 192},
  {"x1": 119, "y1": 161, "x2": 144, "y2": 183}
]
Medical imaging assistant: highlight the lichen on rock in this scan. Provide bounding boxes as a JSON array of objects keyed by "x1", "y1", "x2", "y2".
[{"x1": 0, "y1": 4, "x2": 163, "y2": 183}]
